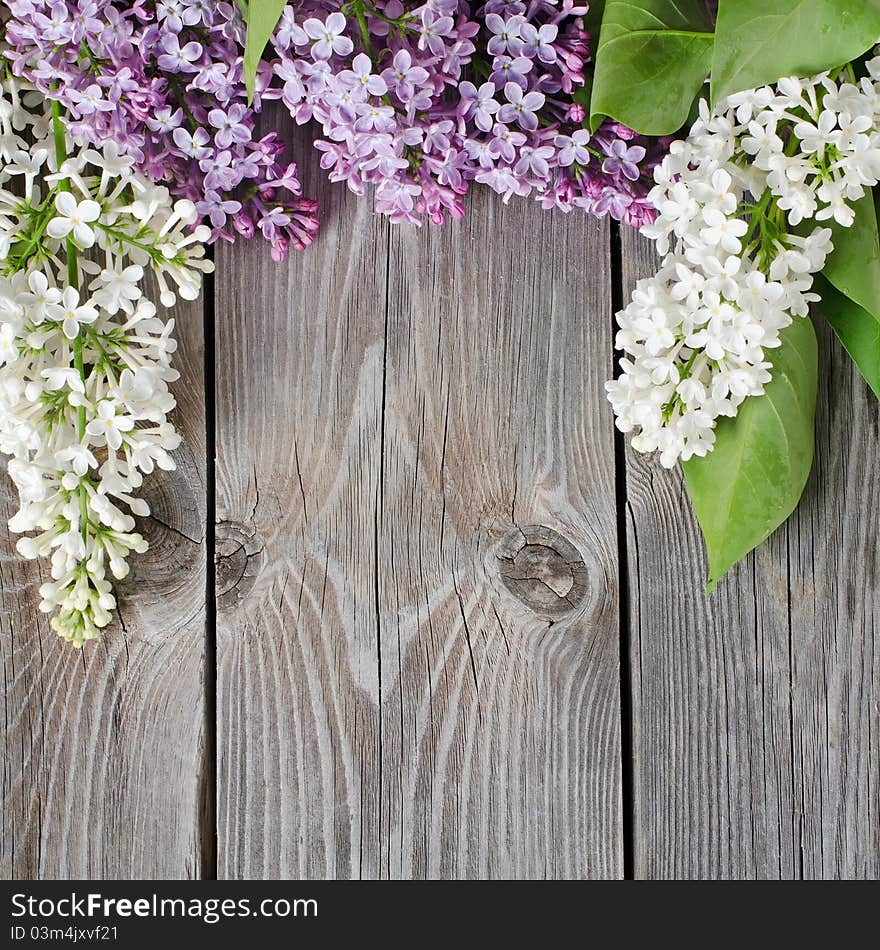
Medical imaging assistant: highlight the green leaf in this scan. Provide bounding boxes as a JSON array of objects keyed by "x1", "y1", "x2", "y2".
[
  {"x1": 683, "y1": 318, "x2": 818, "y2": 592},
  {"x1": 815, "y1": 275, "x2": 880, "y2": 399},
  {"x1": 823, "y1": 191, "x2": 880, "y2": 324},
  {"x1": 817, "y1": 190, "x2": 880, "y2": 397},
  {"x1": 243, "y1": 0, "x2": 286, "y2": 104},
  {"x1": 711, "y1": 0, "x2": 880, "y2": 105},
  {"x1": 589, "y1": 0, "x2": 714, "y2": 136}
]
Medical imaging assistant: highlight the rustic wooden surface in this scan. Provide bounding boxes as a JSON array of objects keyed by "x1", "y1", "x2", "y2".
[
  {"x1": 622, "y1": 229, "x2": 880, "y2": 880},
  {"x1": 1, "y1": 128, "x2": 878, "y2": 880},
  {"x1": 0, "y1": 292, "x2": 209, "y2": 879},
  {"x1": 214, "y1": 128, "x2": 622, "y2": 879}
]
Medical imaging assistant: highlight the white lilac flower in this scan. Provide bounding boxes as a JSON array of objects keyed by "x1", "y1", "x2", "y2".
[
  {"x1": 41, "y1": 366, "x2": 86, "y2": 393},
  {"x1": 90, "y1": 263, "x2": 144, "y2": 314},
  {"x1": 608, "y1": 67, "x2": 878, "y2": 468},
  {"x1": 0, "y1": 77, "x2": 212, "y2": 646},
  {"x1": 20, "y1": 270, "x2": 62, "y2": 324},
  {"x1": 47, "y1": 286, "x2": 99, "y2": 340},
  {"x1": 0, "y1": 324, "x2": 18, "y2": 365},
  {"x1": 46, "y1": 191, "x2": 102, "y2": 248}
]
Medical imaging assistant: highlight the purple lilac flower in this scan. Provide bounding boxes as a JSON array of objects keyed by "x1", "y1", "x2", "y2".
[
  {"x1": 459, "y1": 81, "x2": 500, "y2": 132},
  {"x1": 303, "y1": 12, "x2": 353, "y2": 61},
  {"x1": 556, "y1": 129, "x2": 591, "y2": 167},
  {"x1": 262, "y1": 0, "x2": 668, "y2": 228},
  {"x1": 498, "y1": 83, "x2": 545, "y2": 132},
  {"x1": 602, "y1": 139, "x2": 648, "y2": 182},
  {"x1": 4, "y1": 0, "x2": 319, "y2": 257},
  {"x1": 5, "y1": 0, "x2": 671, "y2": 235}
]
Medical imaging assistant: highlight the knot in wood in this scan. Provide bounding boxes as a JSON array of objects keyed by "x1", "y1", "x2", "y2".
[
  {"x1": 497, "y1": 525, "x2": 588, "y2": 618},
  {"x1": 215, "y1": 521, "x2": 265, "y2": 610}
]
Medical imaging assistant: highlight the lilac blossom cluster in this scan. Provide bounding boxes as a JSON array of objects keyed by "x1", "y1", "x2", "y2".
[
  {"x1": 266, "y1": 1, "x2": 667, "y2": 226},
  {"x1": 3, "y1": 0, "x2": 319, "y2": 260}
]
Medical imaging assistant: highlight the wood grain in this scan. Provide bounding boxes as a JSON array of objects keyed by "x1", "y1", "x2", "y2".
[
  {"x1": 0, "y1": 294, "x2": 209, "y2": 879},
  {"x1": 4, "y1": 131, "x2": 876, "y2": 882},
  {"x1": 213, "y1": 166, "x2": 388, "y2": 880},
  {"x1": 621, "y1": 227, "x2": 880, "y2": 879},
  {"x1": 214, "y1": 112, "x2": 623, "y2": 879}
]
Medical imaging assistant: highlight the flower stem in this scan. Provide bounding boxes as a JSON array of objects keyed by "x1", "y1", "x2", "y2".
[
  {"x1": 742, "y1": 186, "x2": 774, "y2": 248},
  {"x1": 741, "y1": 127, "x2": 803, "y2": 264},
  {"x1": 350, "y1": 1, "x2": 376, "y2": 60},
  {"x1": 97, "y1": 222, "x2": 171, "y2": 262},
  {"x1": 51, "y1": 101, "x2": 90, "y2": 539}
]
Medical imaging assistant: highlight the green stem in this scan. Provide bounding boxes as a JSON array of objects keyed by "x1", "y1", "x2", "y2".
[
  {"x1": 3, "y1": 192, "x2": 62, "y2": 275},
  {"x1": 51, "y1": 101, "x2": 90, "y2": 539},
  {"x1": 97, "y1": 223, "x2": 162, "y2": 260},
  {"x1": 165, "y1": 75, "x2": 201, "y2": 132},
  {"x1": 742, "y1": 127, "x2": 803, "y2": 255},
  {"x1": 350, "y1": 1, "x2": 376, "y2": 60},
  {"x1": 742, "y1": 186, "x2": 774, "y2": 248}
]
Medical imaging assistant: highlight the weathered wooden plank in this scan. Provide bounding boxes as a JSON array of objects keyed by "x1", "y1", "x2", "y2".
[
  {"x1": 215, "y1": 111, "x2": 622, "y2": 879},
  {"x1": 0, "y1": 295, "x2": 208, "y2": 879},
  {"x1": 378, "y1": 204, "x2": 621, "y2": 879},
  {"x1": 783, "y1": 320, "x2": 880, "y2": 878},
  {"x1": 214, "y1": 154, "x2": 389, "y2": 880},
  {"x1": 621, "y1": 228, "x2": 880, "y2": 879}
]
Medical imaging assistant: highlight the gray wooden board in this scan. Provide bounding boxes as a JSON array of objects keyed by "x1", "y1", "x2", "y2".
[
  {"x1": 621, "y1": 227, "x2": 879, "y2": 879},
  {"x1": 0, "y1": 293, "x2": 209, "y2": 879},
  {"x1": 213, "y1": 114, "x2": 622, "y2": 879},
  {"x1": 2, "y1": 126, "x2": 878, "y2": 880}
]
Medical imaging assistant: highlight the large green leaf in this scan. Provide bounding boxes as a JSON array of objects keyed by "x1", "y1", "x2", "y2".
[
  {"x1": 815, "y1": 275, "x2": 880, "y2": 399},
  {"x1": 819, "y1": 191, "x2": 880, "y2": 397},
  {"x1": 589, "y1": 0, "x2": 714, "y2": 136},
  {"x1": 243, "y1": 0, "x2": 286, "y2": 103},
  {"x1": 712, "y1": 0, "x2": 880, "y2": 105},
  {"x1": 824, "y1": 192, "x2": 880, "y2": 324},
  {"x1": 683, "y1": 318, "x2": 818, "y2": 592}
]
